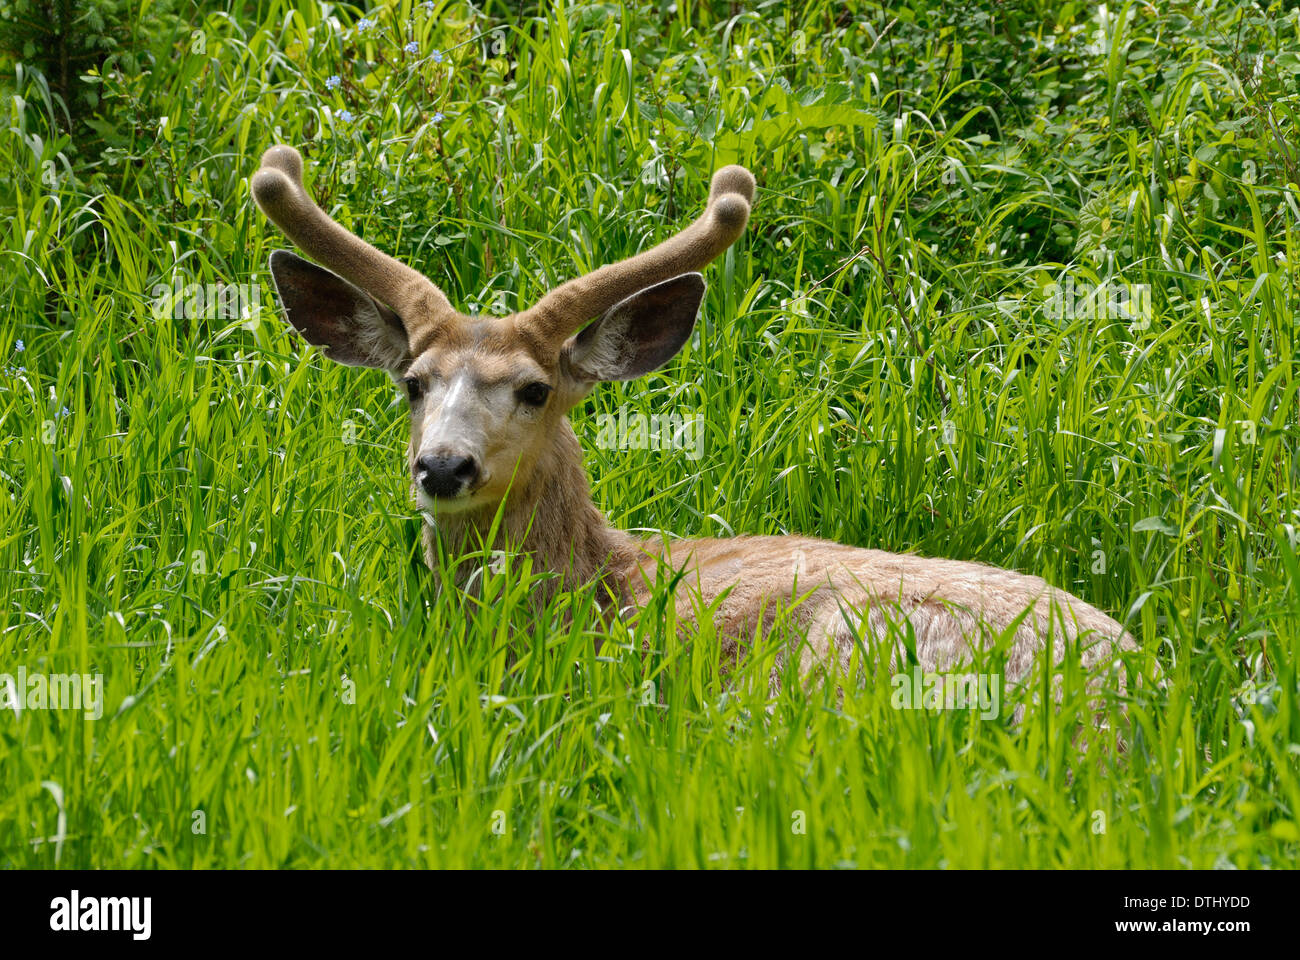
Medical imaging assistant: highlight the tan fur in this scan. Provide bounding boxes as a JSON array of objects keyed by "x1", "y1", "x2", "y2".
[
  {"x1": 628, "y1": 536, "x2": 1134, "y2": 700},
  {"x1": 253, "y1": 144, "x2": 1137, "y2": 713}
]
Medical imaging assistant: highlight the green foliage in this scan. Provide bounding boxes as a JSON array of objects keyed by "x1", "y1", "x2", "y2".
[
  {"x1": 0, "y1": 0, "x2": 180, "y2": 132},
  {"x1": 0, "y1": 0, "x2": 1297, "y2": 867}
]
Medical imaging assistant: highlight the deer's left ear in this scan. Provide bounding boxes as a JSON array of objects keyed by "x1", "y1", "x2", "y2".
[{"x1": 561, "y1": 273, "x2": 704, "y2": 382}]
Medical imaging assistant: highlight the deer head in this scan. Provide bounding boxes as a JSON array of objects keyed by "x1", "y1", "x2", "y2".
[{"x1": 252, "y1": 145, "x2": 754, "y2": 518}]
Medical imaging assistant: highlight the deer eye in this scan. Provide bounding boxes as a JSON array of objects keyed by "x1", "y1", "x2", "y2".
[
  {"x1": 517, "y1": 382, "x2": 551, "y2": 407},
  {"x1": 402, "y1": 377, "x2": 422, "y2": 402}
]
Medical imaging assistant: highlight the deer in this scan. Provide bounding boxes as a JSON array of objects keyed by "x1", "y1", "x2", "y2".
[{"x1": 251, "y1": 143, "x2": 1140, "y2": 719}]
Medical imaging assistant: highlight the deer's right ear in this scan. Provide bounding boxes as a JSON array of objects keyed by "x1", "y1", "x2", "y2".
[{"x1": 267, "y1": 249, "x2": 411, "y2": 374}]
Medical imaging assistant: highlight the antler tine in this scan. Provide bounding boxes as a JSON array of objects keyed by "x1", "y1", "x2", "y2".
[
  {"x1": 525, "y1": 165, "x2": 756, "y2": 343},
  {"x1": 251, "y1": 144, "x2": 455, "y2": 322}
]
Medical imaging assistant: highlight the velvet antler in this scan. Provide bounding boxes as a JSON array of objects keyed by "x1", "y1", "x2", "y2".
[
  {"x1": 251, "y1": 145, "x2": 456, "y2": 325},
  {"x1": 523, "y1": 165, "x2": 756, "y2": 344}
]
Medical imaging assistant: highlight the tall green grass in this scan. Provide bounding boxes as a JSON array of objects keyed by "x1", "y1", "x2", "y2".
[{"x1": 0, "y1": 0, "x2": 1296, "y2": 867}]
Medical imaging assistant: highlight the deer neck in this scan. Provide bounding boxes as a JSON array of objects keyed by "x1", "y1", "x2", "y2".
[{"x1": 422, "y1": 419, "x2": 639, "y2": 602}]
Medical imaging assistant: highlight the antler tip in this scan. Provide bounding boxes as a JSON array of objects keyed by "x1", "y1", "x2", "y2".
[
  {"x1": 250, "y1": 167, "x2": 295, "y2": 214},
  {"x1": 709, "y1": 164, "x2": 756, "y2": 205},
  {"x1": 710, "y1": 193, "x2": 751, "y2": 234},
  {"x1": 259, "y1": 144, "x2": 303, "y2": 182}
]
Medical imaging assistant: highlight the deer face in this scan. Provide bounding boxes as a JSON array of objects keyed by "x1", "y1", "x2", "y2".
[
  {"x1": 396, "y1": 274, "x2": 705, "y2": 514},
  {"x1": 252, "y1": 145, "x2": 752, "y2": 517},
  {"x1": 400, "y1": 320, "x2": 553, "y2": 512},
  {"x1": 400, "y1": 319, "x2": 562, "y2": 513}
]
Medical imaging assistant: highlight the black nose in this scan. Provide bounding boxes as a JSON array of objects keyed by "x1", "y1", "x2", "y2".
[{"x1": 416, "y1": 454, "x2": 479, "y2": 498}]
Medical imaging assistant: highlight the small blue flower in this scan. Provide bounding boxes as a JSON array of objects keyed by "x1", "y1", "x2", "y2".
[
  {"x1": 325, "y1": 75, "x2": 341, "y2": 90},
  {"x1": 14, "y1": 340, "x2": 23, "y2": 352},
  {"x1": 420, "y1": 1, "x2": 434, "y2": 12},
  {"x1": 339, "y1": 110, "x2": 355, "y2": 123},
  {"x1": 56, "y1": 406, "x2": 70, "y2": 419},
  {"x1": 404, "y1": 41, "x2": 419, "y2": 55},
  {"x1": 357, "y1": 17, "x2": 374, "y2": 32},
  {"x1": 432, "y1": 111, "x2": 445, "y2": 123},
  {"x1": 431, "y1": 48, "x2": 443, "y2": 63}
]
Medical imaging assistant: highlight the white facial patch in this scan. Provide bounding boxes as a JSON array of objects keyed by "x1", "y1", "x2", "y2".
[{"x1": 418, "y1": 371, "x2": 487, "y2": 464}]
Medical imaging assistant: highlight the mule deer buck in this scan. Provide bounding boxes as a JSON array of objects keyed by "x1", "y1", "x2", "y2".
[{"x1": 252, "y1": 144, "x2": 1138, "y2": 715}]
